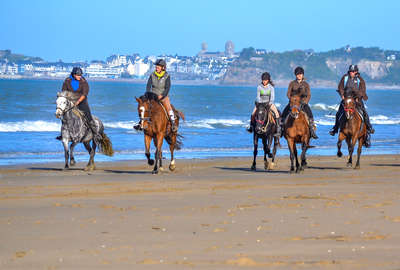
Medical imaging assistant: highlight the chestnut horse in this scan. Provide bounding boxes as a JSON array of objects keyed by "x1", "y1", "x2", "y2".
[
  {"x1": 135, "y1": 93, "x2": 184, "y2": 174},
  {"x1": 283, "y1": 95, "x2": 311, "y2": 173},
  {"x1": 336, "y1": 96, "x2": 367, "y2": 169},
  {"x1": 251, "y1": 103, "x2": 279, "y2": 171}
]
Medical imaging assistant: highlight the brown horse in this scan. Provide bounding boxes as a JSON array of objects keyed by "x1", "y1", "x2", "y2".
[
  {"x1": 135, "y1": 94, "x2": 184, "y2": 174},
  {"x1": 283, "y1": 95, "x2": 311, "y2": 173},
  {"x1": 336, "y1": 96, "x2": 367, "y2": 169}
]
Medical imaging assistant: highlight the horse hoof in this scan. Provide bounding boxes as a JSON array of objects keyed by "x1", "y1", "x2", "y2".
[
  {"x1": 159, "y1": 167, "x2": 164, "y2": 172},
  {"x1": 152, "y1": 170, "x2": 158, "y2": 175},
  {"x1": 337, "y1": 152, "x2": 343, "y2": 158},
  {"x1": 169, "y1": 164, "x2": 176, "y2": 171},
  {"x1": 251, "y1": 165, "x2": 256, "y2": 171},
  {"x1": 148, "y1": 159, "x2": 154, "y2": 166},
  {"x1": 354, "y1": 165, "x2": 360, "y2": 170},
  {"x1": 346, "y1": 163, "x2": 352, "y2": 168},
  {"x1": 268, "y1": 162, "x2": 275, "y2": 170},
  {"x1": 289, "y1": 169, "x2": 295, "y2": 174},
  {"x1": 264, "y1": 162, "x2": 269, "y2": 170},
  {"x1": 63, "y1": 166, "x2": 69, "y2": 171},
  {"x1": 84, "y1": 164, "x2": 95, "y2": 171},
  {"x1": 268, "y1": 153, "x2": 273, "y2": 158}
]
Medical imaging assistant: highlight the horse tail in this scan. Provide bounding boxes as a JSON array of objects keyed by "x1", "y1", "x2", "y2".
[
  {"x1": 176, "y1": 110, "x2": 185, "y2": 121},
  {"x1": 99, "y1": 131, "x2": 114, "y2": 157},
  {"x1": 165, "y1": 133, "x2": 184, "y2": 150}
]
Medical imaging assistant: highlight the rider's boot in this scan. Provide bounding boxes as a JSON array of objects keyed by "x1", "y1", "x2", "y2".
[
  {"x1": 169, "y1": 110, "x2": 177, "y2": 133},
  {"x1": 274, "y1": 117, "x2": 282, "y2": 138},
  {"x1": 329, "y1": 114, "x2": 340, "y2": 136},
  {"x1": 56, "y1": 135, "x2": 62, "y2": 140},
  {"x1": 309, "y1": 118, "x2": 319, "y2": 139},
  {"x1": 133, "y1": 121, "x2": 142, "y2": 131},
  {"x1": 364, "y1": 133, "x2": 372, "y2": 148},
  {"x1": 363, "y1": 109, "x2": 375, "y2": 134},
  {"x1": 247, "y1": 114, "x2": 255, "y2": 133},
  {"x1": 89, "y1": 119, "x2": 102, "y2": 142}
]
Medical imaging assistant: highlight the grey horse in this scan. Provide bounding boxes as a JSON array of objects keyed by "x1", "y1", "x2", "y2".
[{"x1": 55, "y1": 91, "x2": 113, "y2": 170}]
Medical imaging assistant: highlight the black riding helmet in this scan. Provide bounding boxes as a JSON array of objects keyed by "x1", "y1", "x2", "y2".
[
  {"x1": 348, "y1": 64, "x2": 359, "y2": 72},
  {"x1": 261, "y1": 72, "x2": 271, "y2": 81},
  {"x1": 155, "y1": 59, "x2": 166, "y2": 68},
  {"x1": 294, "y1": 66, "x2": 304, "y2": 75},
  {"x1": 71, "y1": 67, "x2": 83, "y2": 76}
]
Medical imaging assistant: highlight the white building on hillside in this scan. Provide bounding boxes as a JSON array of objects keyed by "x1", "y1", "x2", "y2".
[{"x1": 85, "y1": 63, "x2": 122, "y2": 78}]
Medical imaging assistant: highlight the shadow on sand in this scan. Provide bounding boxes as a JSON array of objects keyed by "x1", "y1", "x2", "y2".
[
  {"x1": 28, "y1": 167, "x2": 81, "y2": 171},
  {"x1": 214, "y1": 166, "x2": 288, "y2": 174},
  {"x1": 103, "y1": 169, "x2": 152, "y2": 175},
  {"x1": 370, "y1": 163, "x2": 400, "y2": 167}
]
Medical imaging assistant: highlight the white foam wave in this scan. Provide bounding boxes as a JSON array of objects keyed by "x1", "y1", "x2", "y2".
[
  {"x1": 0, "y1": 121, "x2": 61, "y2": 132},
  {"x1": 184, "y1": 119, "x2": 247, "y2": 129},
  {"x1": 104, "y1": 121, "x2": 136, "y2": 129},
  {"x1": 371, "y1": 115, "x2": 400, "y2": 125},
  {"x1": 312, "y1": 103, "x2": 339, "y2": 111}
]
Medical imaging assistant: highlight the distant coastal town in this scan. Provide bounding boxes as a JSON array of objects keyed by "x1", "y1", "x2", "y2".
[
  {"x1": 1, "y1": 42, "x2": 400, "y2": 87},
  {"x1": 0, "y1": 41, "x2": 238, "y2": 81}
]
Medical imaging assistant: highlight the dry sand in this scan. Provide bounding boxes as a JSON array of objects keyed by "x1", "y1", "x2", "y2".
[{"x1": 1, "y1": 154, "x2": 400, "y2": 269}]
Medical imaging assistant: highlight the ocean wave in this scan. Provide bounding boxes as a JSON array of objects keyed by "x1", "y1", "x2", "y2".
[
  {"x1": 183, "y1": 119, "x2": 247, "y2": 129},
  {"x1": 371, "y1": 115, "x2": 400, "y2": 125},
  {"x1": 312, "y1": 103, "x2": 339, "y2": 112},
  {"x1": 104, "y1": 121, "x2": 136, "y2": 129},
  {"x1": 0, "y1": 120, "x2": 60, "y2": 132}
]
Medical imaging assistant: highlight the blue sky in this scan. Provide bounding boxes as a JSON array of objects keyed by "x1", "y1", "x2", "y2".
[{"x1": 1, "y1": 0, "x2": 399, "y2": 62}]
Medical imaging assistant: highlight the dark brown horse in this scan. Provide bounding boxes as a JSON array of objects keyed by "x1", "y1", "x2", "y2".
[
  {"x1": 251, "y1": 103, "x2": 279, "y2": 171},
  {"x1": 135, "y1": 94, "x2": 184, "y2": 174},
  {"x1": 283, "y1": 95, "x2": 311, "y2": 173},
  {"x1": 336, "y1": 96, "x2": 367, "y2": 169}
]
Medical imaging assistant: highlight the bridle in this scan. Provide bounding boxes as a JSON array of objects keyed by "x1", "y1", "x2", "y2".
[{"x1": 56, "y1": 96, "x2": 75, "y2": 119}]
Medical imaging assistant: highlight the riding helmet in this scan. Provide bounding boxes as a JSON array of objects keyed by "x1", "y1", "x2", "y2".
[
  {"x1": 348, "y1": 64, "x2": 359, "y2": 72},
  {"x1": 261, "y1": 72, "x2": 271, "y2": 81},
  {"x1": 294, "y1": 66, "x2": 304, "y2": 75},
  {"x1": 155, "y1": 59, "x2": 166, "y2": 68},
  {"x1": 71, "y1": 67, "x2": 83, "y2": 76}
]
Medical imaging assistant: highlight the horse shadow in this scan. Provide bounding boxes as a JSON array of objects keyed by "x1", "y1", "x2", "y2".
[
  {"x1": 103, "y1": 169, "x2": 152, "y2": 175},
  {"x1": 28, "y1": 167, "x2": 81, "y2": 171},
  {"x1": 214, "y1": 166, "x2": 288, "y2": 174},
  {"x1": 305, "y1": 166, "x2": 345, "y2": 171},
  {"x1": 370, "y1": 163, "x2": 400, "y2": 167}
]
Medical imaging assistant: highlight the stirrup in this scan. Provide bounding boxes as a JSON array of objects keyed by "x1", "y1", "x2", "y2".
[
  {"x1": 133, "y1": 123, "x2": 142, "y2": 131},
  {"x1": 246, "y1": 125, "x2": 253, "y2": 133},
  {"x1": 56, "y1": 135, "x2": 62, "y2": 140},
  {"x1": 329, "y1": 128, "x2": 337, "y2": 136}
]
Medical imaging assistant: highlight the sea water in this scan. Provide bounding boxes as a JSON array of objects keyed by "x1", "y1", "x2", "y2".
[{"x1": 0, "y1": 79, "x2": 399, "y2": 165}]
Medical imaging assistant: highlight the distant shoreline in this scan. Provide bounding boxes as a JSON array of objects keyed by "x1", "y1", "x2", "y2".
[{"x1": 1, "y1": 75, "x2": 400, "y2": 90}]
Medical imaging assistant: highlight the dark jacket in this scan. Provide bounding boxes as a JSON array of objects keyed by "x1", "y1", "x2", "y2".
[
  {"x1": 287, "y1": 79, "x2": 311, "y2": 104},
  {"x1": 338, "y1": 74, "x2": 367, "y2": 101},
  {"x1": 62, "y1": 77, "x2": 89, "y2": 97}
]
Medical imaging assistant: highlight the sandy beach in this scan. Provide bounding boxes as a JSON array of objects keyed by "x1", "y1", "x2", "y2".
[{"x1": 1, "y1": 155, "x2": 400, "y2": 269}]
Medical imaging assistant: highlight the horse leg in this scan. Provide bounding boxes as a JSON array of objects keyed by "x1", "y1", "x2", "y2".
[
  {"x1": 287, "y1": 138, "x2": 295, "y2": 173},
  {"x1": 337, "y1": 133, "x2": 345, "y2": 157},
  {"x1": 346, "y1": 137, "x2": 353, "y2": 167},
  {"x1": 169, "y1": 134, "x2": 177, "y2": 171},
  {"x1": 251, "y1": 134, "x2": 258, "y2": 171},
  {"x1": 354, "y1": 137, "x2": 363, "y2": 170},
  {"x1": 152, "y1": 133, "x2": 164, "y2": 174},
  {"x1": 300, "y1": 142, "x2": 307, "y2": 170},
  {"x1": 62, "y1": 139, "x2": 69, "y2": 170},
  {"x1": 69, "y1": 142, "x2": 78, "y2": 166},
  {"x1": 83, "y1": 141, "x2": 95, "y2": 171},
  {"x1": 294, "y1": 143, "x2": 300, "y2": 173},
  {"x1": 270, "y1": 136, "x2": 278, "y2": 169},
  {"x1": 144, "y1": 135, "x2": 154, "y2": 166},
  {"x1": 262, "y1": 136, "x2": 269, "y2": 170}
]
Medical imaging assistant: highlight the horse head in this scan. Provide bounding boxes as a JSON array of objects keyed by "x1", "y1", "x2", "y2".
[
  {"x1": 343, "y1": 96, "x2": 356, "y2": 120},
  {"x1": 289, "y1": 95, "x2": 301, "y2": 119},
  {"x1": 55, "y1": 92, "x2": 73, "y2": 118},
  {"x1": 135, "y1": 96, "x2": 150, "y2": 130},
  {"x1": 254, "y1": 103, "x2": 269, "y2": 134}
]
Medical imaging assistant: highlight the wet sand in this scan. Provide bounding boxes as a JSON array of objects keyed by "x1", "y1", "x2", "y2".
[{"x1": 1, "y1": 155, "x2": 400, "y2": 269}]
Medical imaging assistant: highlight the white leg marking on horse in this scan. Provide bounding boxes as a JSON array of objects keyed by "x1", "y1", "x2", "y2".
[{"x1": 140, "y1": 106, "x2": 145, "y2": 129}]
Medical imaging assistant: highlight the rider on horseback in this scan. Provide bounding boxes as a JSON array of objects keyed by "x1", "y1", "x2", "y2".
[
  {"x1": 329, "y1": 65, "x2": 374, "y2": 147},
  {"x1": 56, "y1": 67, "x2": 102, "y2": 142},
  {"x1": 247, "y1": 72, "x2": 281, "y2": 137},
  {"x1": 134, "y1": 59, "x2": 177, "y2": 133},
  {"x1": 281, "y1": 67, "x2": 318, "y2": 139}
]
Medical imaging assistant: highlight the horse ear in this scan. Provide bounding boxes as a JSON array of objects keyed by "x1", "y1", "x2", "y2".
[
  {"x1": 135, "y1": 96, "x2": 141, "y2": 103},
  {"x1": 57, "y1": 92, "x2": 61, "y2": 97}
]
